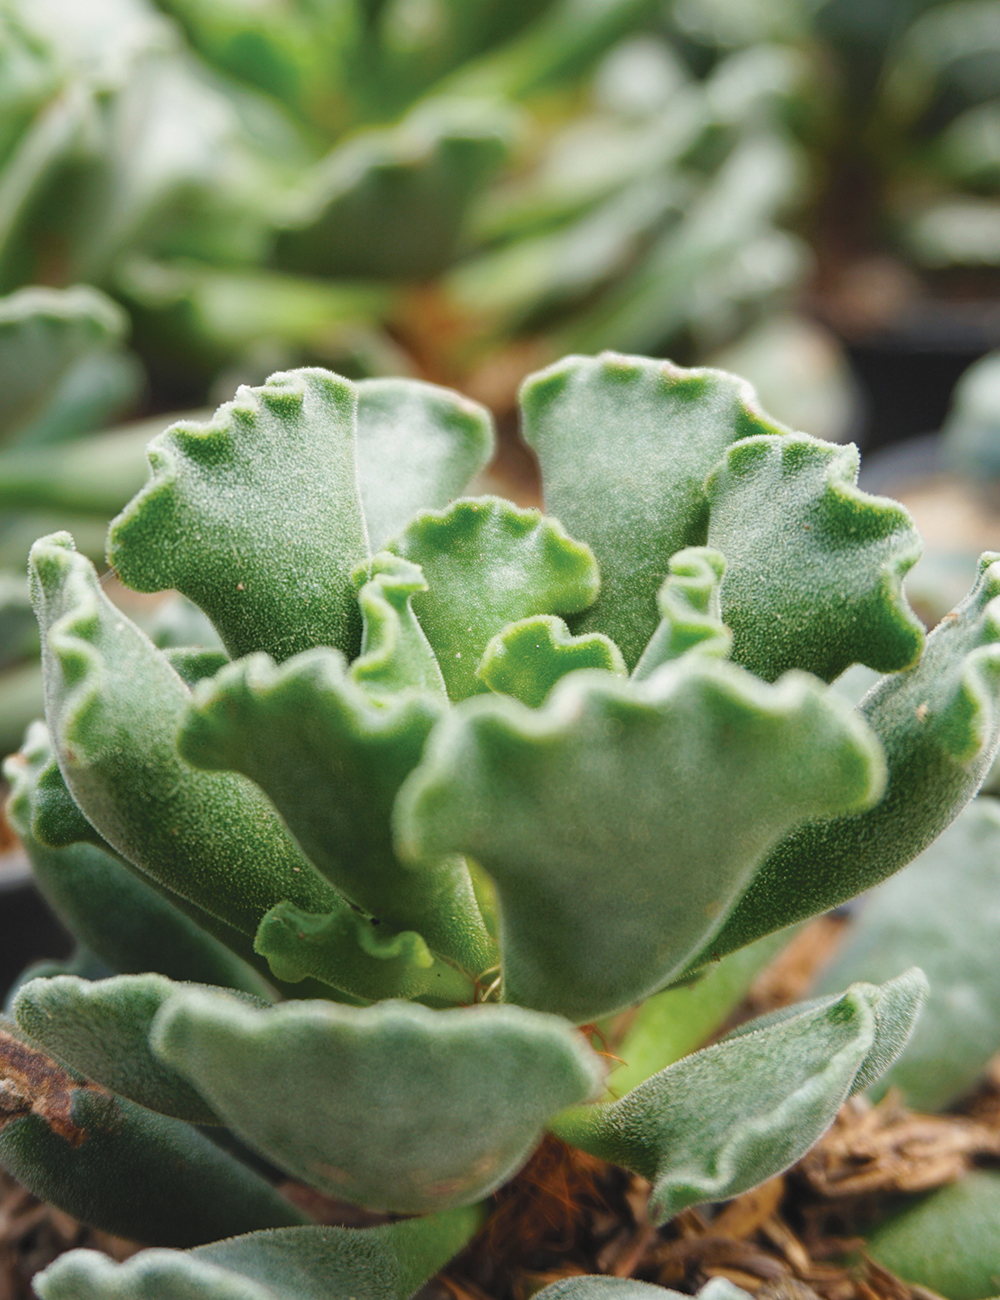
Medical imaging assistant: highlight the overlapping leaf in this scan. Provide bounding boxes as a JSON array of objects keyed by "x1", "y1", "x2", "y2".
[
  {"x1": 107, "y1": 369, "x2": 370, "y2": 663},
  {"x1": 3, "y1": 727, "x2": 268, "y2": 994},
  {"x1": 387, "y1": 497, "x2": 600, "y2": 700},
  {"x1": 702, "y1": 553, "x2": 1000, "y2": 965},
  {"x1": 818, "y1": 796, "x2": 1000, "y2": 1110},
  {"x1": 177, "y1": 643, "x2": 492, "y2": 977},
  {"x1": 520, "y1": 352, "x2": 789, "y2": 666},
  {"x1": 478, "y1": 616, "x2": 626, "y2": 707},
  {"x1": 35, "y1": 1207, "x2": 482, "y2": 1300},
  {"x1": 349, "y1": 554, "x2": 447, "y2": 703},
  {"x1": 0, "y1": 1021, "x2": 305, "y2": 1246},
  {"x1": 632, "y1": 547, "x2": 731, "y2": 679},
  {"x1": 13, "y1": 974, "x2": 246, "y2": 1125},
  {"x1": 397, "y1": 656, "x2": 884, "y2": 1021},
  {"x1": 355, "y1": 378, "x2": 494, "y2": 551},
  {"x1": 705, "y1": 434, "x2": 924, "y2": 682},
  {"x1": 29, "y1": 534, "x2": 340, "y2": 937},
  {"x1": 552, "y1": 971, "x2": 926, "y2": 1223},
  {"x1": 150, "y1": 992, "x2": 604, "y2": 1213}
]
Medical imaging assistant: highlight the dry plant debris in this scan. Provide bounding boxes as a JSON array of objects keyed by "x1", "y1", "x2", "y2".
[{"x1": 0, "y1": 1166, "x2": 136, "y2": 1300}]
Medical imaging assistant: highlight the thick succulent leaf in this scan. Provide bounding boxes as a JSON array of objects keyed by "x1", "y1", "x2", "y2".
[
  {"x1": 520, "y1": 353, "x2": 789, "y2": 667},
  {"x1": 705, "y1": 434, "x2": 924, "y2": 683},
  {"x1": 107, "y1": 369, "x2": 369, "y2": 663},
  {"x1": 0, "y1": 1022, "x2": 306, "y2": 1246},
  {"x1": 818, "y1": 796, "x2": 1000, "y2": 1110},
  {"x1": 254, "y1": 902, "x2": 476, "y2": 1006},
  {"x1": 151, "y1": 992, "x2": 604, "y2": 1214},
  {"x1": 177, "y1": 647, "x2": 492, "y2": 975},
  {"x1": 702, "y1": 554, "x2": 1000, "y2": 965},
  {"x1": 35, "y1": 1207, "x2": 482, "y2": 1300},
  {"x1": 478, "y1": 615, "x2": 626, "y2": 708},
  {"x1": 3, "y1": 728, "x2": 270, "y2": 996},
  {"x1": 356, "y1": 379, "x2": 494, "y2": 551},
  {"x1": 604, "y1": 930, "x2": 791, "y2": 1099},
  {"x1": 552, "y1": 971, "x2": 926, "y2": 1224},
  {"x1": 163, "y1": 648, "x2": 230, "y2": 689},
  {"x1": 867, "y1": 1170, "x2": 1000, "y2": 1300},
  {"x1": 535, "y1": 1281, "x2": 750, "y2": 1300},
  {"x1": 12, "y1": 974, "x2": 244, "y2": 1125},
  {"x1": 350, "y1": 554, "x2": 447, "y2": 703},
  {"x1": 387, "y1": 497, "x2": 600, "y2": 700},
  {"x1": 396, "y1": 657, "x2": 885, "y2": 1022},
  {"x1": 30, "y1": 534, "x2": 342, "y2": 937},
  {"x1": 632, "y1": 547, "x2": 731, "y2": 680},
  {"x1": 0, "y1": 286, "x2": 126, "y2": 443}
]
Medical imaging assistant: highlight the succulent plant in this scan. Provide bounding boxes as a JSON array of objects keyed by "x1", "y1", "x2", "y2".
[{"x1": 4, "y1": 351, "x2": 1000, "y2": 1298}]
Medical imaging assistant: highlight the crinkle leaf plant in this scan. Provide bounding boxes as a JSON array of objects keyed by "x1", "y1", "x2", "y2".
[{"x1": 4, "y1": 350, "x2": 1000, "y2": 1300}]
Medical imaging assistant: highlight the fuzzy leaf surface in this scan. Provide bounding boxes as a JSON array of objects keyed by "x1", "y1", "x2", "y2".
[
  {"x1": 30, "y1": 535, "x2": 341, "y2": 937},
  {"x1": 13, "y1": 975, "x2": 262, "y2": 1125},
  {"x1": 387, "y1": 497, "x2": 600, "y2": 700},
  {"x1": 3, "y1": 728, "x2": 269, "y2": 995},
  {"x1": 632, "y1": 547, "x2": 731, "y2": 680},
  {"x1": 35, "y1": 1207, "x2": 482, "y2": 1300},
  {"x1": 178, "y1": 646, "x2": 492, "y2": 976},
  {"x1": 552, "y1": 971, "x2": 926, "y2": 1223},
  {"x1": 107, "y1": 369, "x2": 369, "y2": 662},
  {"x1": 356, "y1": 379, "x2": 494, "y2": 551},
  {"x1": 520, "y1": 353, "x2": 788, "y2": 667},
  {"x1": 0, "y1": 1024, "x2": 305, "y2": 1246},
  {"x1": 705, "y1": 434, "x2": 924, "y2": 682},
  {"x1": 254, "y1": 902, "x2": 476, "y2": 1006},
  {"x1": 818, "y1": 796, "x2": 1000, "y2": 1110},
  {"x1": 397, "y1": 658, "x2": 884, "y2": 1021},
  {"x1": 703, "y1": 554, "x2": 1000, "y2": 964},
  {"x1": 535, "y1": 1281, "x2": 750, "y2": 1300},
  {"x1": 349, "y1": 554, "x2": 447, "y2": 703},
  {"x1": 478, "y1": 615, "x2": 626, "y2": 707},
  {"x1": 151, "y1": 993, "x2": 604, "y2": 1214}
]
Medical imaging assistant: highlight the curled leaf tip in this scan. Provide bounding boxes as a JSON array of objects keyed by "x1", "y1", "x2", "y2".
[
  {"x1": 478, "y1": 615, "x2": 626, "y2": 708},
  {"x1": 705, "y1": 432, "x2": 925, "y2": 683}
]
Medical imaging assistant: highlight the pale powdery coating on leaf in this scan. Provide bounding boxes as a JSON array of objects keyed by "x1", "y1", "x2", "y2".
[
  {"x1": 553, "y1": 971, "x2": 926, "y2": 1223},
  {"x1": 396, "y1": 655, "x2": 885, "y2": 1021},
  {"x1": 34, "y1": 1207, "x2": 482, "y2": 1300},
  {"x1": 150, "y1": 993, "x2": 605, "y2": 1214}
]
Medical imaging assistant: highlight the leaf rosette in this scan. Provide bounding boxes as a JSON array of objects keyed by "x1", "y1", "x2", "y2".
[{"x1": 5, "y1": 350, "x2": 997, "y2": 1299}]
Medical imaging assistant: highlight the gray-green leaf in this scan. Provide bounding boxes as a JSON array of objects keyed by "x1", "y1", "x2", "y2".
[
  {"x1": 701, "y1": 552, "x2": 1000, "y2": 965},
  {"x1": 30, "y1": 534, "x2": 341, "y2": 938},
  {"x1": 151, "y1": 992, "x2": 604, "y2": 1214},
  {"x1": 552, "y1": 971, "x2": 926, "y2": 1223},
  {"x1": 13, "y1": 974, "x2": 263, "y2": 1125},
  {"x1": 705, "y1": 434, "x2": 924, "y2": 682},
  {"x1": 177, "y1": 646, "x2": 491, "y2": 976},
  {"x1": 35, "y1": 1207, "x2": 482, "y2": 1300},
  {"x1": 818, "y1": 796, "x2": 1000, "y2": 1110},
  {"x1": 397, "y1": 656, "x2": 884, "y2": 1021},
  {"x1": 356, "y1": 378, "x2": 494, "y2": 551},
  {"x1": 107, "y1": 369, "x2": 370, "y2": 663},
  {"x1": 520, "y1": 352, "x2": 789, "y2": 667},
  {"x1": 387, "y1": 496, "x2": 600, "y2": 701}
]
